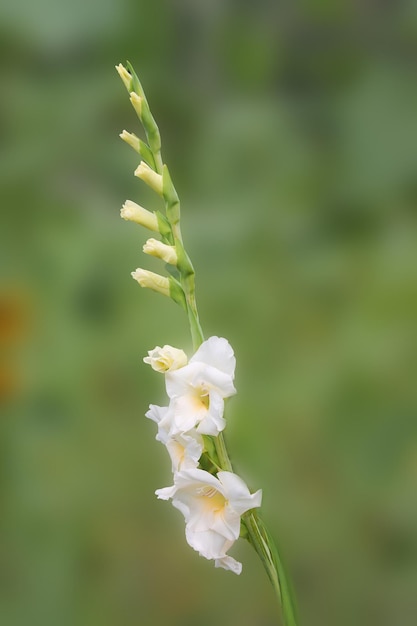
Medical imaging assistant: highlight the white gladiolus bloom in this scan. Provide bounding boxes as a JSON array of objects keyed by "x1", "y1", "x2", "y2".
[
  {"x1": 144, "y1": 345, "x2": 187, "y2": 372},
  {"x1": 156, "y1": 468, "x2": 262, "y2": 574},
  {"x1": 165, "y1": 336, "x2": 236, "y2": 436},
  {"x1": 165, "y1": 432, "x2": 204, "y2": 472},
  {"x1": 145, "y1": 404, "x2": 203, "y2": 471}
]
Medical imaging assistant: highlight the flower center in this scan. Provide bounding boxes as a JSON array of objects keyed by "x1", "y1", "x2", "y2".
[
  {"x1": 197, "y1": 384, "x2": 210, "y2": 409},
  {"x1": 196, "y1": 485, "x2": 226, "y2": 512}
]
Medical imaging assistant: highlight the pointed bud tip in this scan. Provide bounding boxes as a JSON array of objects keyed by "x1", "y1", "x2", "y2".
[{"x1": 115, "y1": 63, "x2": 132, "y2": 90}]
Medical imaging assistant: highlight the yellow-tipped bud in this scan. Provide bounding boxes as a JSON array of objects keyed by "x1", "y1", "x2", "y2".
[
  {"x1": 115, "y1": 63, "x2": 132, "y2": 91},
  {"x1": 143, "y1": 238, "x2": 178, "y2": 265},
  {"x1": 120, "y1": 200, "x2": 159, "y2": 232},
  {"x1": 119, "y1": 130, "x2": 141, "y2": 153},
  {"x1": 129, "y1": 92, "x2": 143, "y2": 118},
  {"x1": 134, "y1": 161, "x2": 163, "y2": 196},
  {"x1": 131, "y1": 269, "x2": 170, "y2": 297}
]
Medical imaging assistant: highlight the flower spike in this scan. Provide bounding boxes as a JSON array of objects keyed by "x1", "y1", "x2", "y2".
[{"x1": 116, "y1": 62, "x2": 298, "y2": 625}]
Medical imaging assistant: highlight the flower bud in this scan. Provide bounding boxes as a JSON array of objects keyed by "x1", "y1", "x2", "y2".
[
  {"x1": 115, "y1": 63, "x2": 132, "y2": 91},
  {"x1": 120, "y1": 200, "x2": 159, "y2": 232},
  {"x1": 143, "y1": 238, "x2": 177, "y2": 265},
  {"x1": 119, "y1": 130, "x2": 141, "y2": 153},
  {"x1": 131, "y1": 269, "x2": 170, "y2": 297},
  {"x1": 144, "y1": 345, "x2": 188, "y2": 373},
  {"x1": 129, "y1": 92, "x2": 143, "y2": 118},
  {"x1": 134, "y1": 161, "x2": 163, "y2": 196}
]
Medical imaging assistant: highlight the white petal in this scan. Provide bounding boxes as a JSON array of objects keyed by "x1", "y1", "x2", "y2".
[
  {"x1": 195, "y1": 390, "x2": 225, "y2": 436},
  {"x1": 155, "y1": 485, "x2": 176, "y2": 500},
  {"x1": 145, "y1": 404, "x2": 168, "y2": 425},
  {"x1": 218, "y1": 471, "x2": 263, "y2": 515},
  {"x1": 190, "y1": 336, "x2": 236, "y2": 379},
  {"x1": 166, "y1": 362, "x2": 236, "y2": 400},
  {"x1": 210, "y1": 508, "x2": 241, "y2": 541},
  {"x1": 170, "y1": 395, "x2": 206, "y2": 434},
  {"x1": 215, "y1": 555, "x2": 242, "y2": 575},
  {"x1": 174, "y1": 468, "x2": 225, "y2": 494},
  {"x1": 146, "y1": 404, "x2": 174, "y2": 443},
  {"x1": 185, "y1": 527, "x2": 233, "y2": 560},
  {"x1": 165, "y1": 431, "x2": 203, "y2": 472},
  {"x1": 196, "y1": 415, "x2": 225, "y2": 436}
]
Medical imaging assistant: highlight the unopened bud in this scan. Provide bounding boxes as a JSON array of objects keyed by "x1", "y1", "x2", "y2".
[
  {"x1": 120, "y1": 200, "x2": 159, "y2": 232},
  {"x1": 134, "y1": 161, "x2": 163, "y2": 196},
  {"x1": 119, "y1": 130, "x2": 141, "y2": 153},
  {"x1": 144, "y1": 345, "x2": 188, "y2": 372},
  {"x1": 143, "y1": 238, "x2": 177, "y2": 265},
  {"x1": 131, "y1": 269, "x2": 170, "y2": 297},
  {"x1": 115, "y1": 63, "x2": 132, "y2": 91},
  {"x1": 129, "y1": 92, "x2": 143, "y2": 118}
]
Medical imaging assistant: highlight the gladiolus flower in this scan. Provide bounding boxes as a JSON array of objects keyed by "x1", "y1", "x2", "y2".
[
  {"x1": 156, "y1": 468, "x2": 262, "y2": 574},
  {"x1": 165, "y1": 336, "x2": 236, "y2": 436},
  {"x1": 145, "y1": 404, "x2": 203, "y2": 471}
]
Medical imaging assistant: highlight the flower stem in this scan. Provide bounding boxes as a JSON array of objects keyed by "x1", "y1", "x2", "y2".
[
  {"x1": 242, "y1": 511, "x2": 298, "y2": 626},
  {"x1": 214, "y1": 432, "x2": 233, "y2": 472}
]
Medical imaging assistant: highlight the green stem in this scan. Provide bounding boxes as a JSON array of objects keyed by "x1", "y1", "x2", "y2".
[
  {"x1": 214, "y1": 432, "x2": 233, "y2": 472},
  {"x1": 184, "y1": 285, "x2": 204, "y2": 350},
  {"x1": 153, "y1": 150, "x2": 163, "y2": 175},
  {"x1": 243, "y1": 511, "x2": 298, "y2": 626}
]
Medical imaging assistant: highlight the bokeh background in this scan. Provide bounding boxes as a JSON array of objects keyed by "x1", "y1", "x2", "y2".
[{"x1": 1, "y1": 1, "x2": 417, "y2": 625}]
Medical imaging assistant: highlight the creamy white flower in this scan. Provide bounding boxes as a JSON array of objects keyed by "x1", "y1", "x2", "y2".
[
  {"x1": 156, "y1": 468, "x2": 262, "y2": 574},
  {"x1": 144, "y1": 345, "x2": 187, "y2": 373},
  {"x1": 165, "y1": 336, "x2": 236, "y2": 436},
  {"x1": 165, "y1": 432, "x2": 203, "y2": 472},
  {"x1": 145, "y1": 405, "x2": 203, "y2": 471}
]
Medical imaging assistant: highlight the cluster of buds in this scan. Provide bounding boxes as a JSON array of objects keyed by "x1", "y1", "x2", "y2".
[
  {"x1": 116, "y1": 63, "x2": 262, "y2": 573},
  {"x1": 144, "y1": 337, "x2": 262, "y2": 574},
  {"x1": 116, "y1": 63, "x2": 187, "y2": 310}
]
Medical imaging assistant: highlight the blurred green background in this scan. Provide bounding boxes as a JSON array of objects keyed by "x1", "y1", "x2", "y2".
[{"x1": 1, "y1": 1, "x2": 417, "y2": 625}]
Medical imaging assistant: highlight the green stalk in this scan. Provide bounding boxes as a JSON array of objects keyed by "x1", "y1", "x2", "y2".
[{"x1": 242, "y1": 511, "x2": 298, "y2": 626}]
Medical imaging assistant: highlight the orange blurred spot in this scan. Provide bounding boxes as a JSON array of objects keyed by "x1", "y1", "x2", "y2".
[{"x1": 0, "y1": 291, "x2": 29, "y2": 345}]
